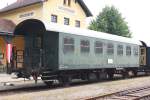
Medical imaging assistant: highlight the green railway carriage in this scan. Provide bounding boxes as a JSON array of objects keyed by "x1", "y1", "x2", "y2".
[
  {"x1": 41, "y1": 22, "x2": 141, "y2": 70},
  {"x1": 9, "y1": 19, "x2": 146, "y2": 85},
  {"x1": 58, "y1": 32, "x2": 140, "y2": 70}
]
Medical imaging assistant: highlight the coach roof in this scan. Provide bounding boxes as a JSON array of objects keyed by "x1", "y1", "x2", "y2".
[{"x1": 45, "y1": 23, "x2": 141, "y2": 45}]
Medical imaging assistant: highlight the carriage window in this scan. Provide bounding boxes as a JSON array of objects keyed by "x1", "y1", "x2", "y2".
[
  {"x1": 117, "y1": 45, "x2": 123, "y2": 55},
  {"x1": 80, "y1": 40, "x2": 90, "y2": 53},
  {"x1": 134, "y1": 46, "x2": 139, "y2": 56},
  {"x1": 126, "y1": 46, "x2": 131, "y2": 56},
  {"x1": 95, "y1": 41, "x2": 103, "y2": 54},
  {"x1": 63, "y1": 37, "x2": 74, "y2": 53},
  {"x1": 107, "y1": 43, "x2": 114, "y2": 55}
]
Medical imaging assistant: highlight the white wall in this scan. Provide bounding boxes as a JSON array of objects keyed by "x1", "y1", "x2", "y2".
[{"x1": 0, "y1": 0, "x2": 16, "y2": 9}]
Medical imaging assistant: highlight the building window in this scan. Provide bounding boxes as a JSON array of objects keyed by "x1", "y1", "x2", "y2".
[
  {"x1": 0, "y1": 53, "x2": 4, "y2": 59},
  {"x1": 68, "y1": 0, "x2": 71, "y2": 6},
  {"x1": 134, "y1": 46, "x2": 139, "y2": 56},
  {"x1": 80, "y1": 40, "x2": 90, "y2": 53},
  {"x1": 117, "y1": 45, "x2": 123, "y2": 55},
  {"x1": 63, "y1": 37, "x2": 74, "y2": 54},
  {"x1": 95, "y1": 41, "x2": 103, "y2": 54},
  {"x1": 64, "y1": 17, "x2": 70, "y2": 25},
  {"x1": 0, "y1": 47, "x2": 4, "y2": 59},
  {"x1": 51, "y1": 15, "x2": 57, "y2": 23},
  {"x1": 63, "y1": 0, "x2": 66, "y2": 5},
  {"x1": 63, "y1": 0, "x2": 71, "y2": 6},
  {"x1": 75, "y1": 20, "x2": 80, "y2": 27},
  {"x1": 107, "y1": 43, "x2": 114, "y2": 55},
  {"x1": 126, "y1": 46, "x2": 131, "y2": 56}
]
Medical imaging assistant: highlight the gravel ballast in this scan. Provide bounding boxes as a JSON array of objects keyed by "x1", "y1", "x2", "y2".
[{"x1": 0, "y1": 76, "x2": 150, "y2": 100}]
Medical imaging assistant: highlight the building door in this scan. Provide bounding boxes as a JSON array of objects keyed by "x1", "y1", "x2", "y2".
[{"x1": 12, "y1": 36, "x2": 25, "y2": 70}]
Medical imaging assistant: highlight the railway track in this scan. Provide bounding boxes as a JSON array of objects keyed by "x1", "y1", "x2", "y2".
[
  {"x1": 0, "y1": 77, "x2": 122, "y2": 93},
  {"x1": 0, "y1": 79, "x2": 95, "y2": 96},
  {"x1": 0, "y1": 75, "x2": 150, "y2": 97},
  {"x1": 85, "y1": 86, "x2": 150, "y2": 100}
]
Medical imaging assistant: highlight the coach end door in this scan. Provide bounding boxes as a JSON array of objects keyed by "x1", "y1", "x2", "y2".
[
  {"x1": 24, "y1": 35, "x2": 43, "y2": 72},
  {"x1": 140, "y1": 47, "x2": 146, "y2": 66}
]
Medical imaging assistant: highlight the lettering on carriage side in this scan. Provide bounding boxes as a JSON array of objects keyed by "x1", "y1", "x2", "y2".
[
  {"x1": 60, "y1": 65, "x2": 68, "y2": 69},
  {"x1": 108, "y1": 59, "x2": 113, "y2": 64}
]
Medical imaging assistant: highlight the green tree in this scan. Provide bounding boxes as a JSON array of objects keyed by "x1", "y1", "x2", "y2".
[{"x1": 89, "y1": 6, "x2": 131, "y2": 37}]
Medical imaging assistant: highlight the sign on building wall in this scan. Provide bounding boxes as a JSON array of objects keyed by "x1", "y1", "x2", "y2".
[
  {"x1": 18, "y1": 11, "x2": 35, "y2": 20},
  {"x1": 57, "y1": 5, "x2": 76, "y2": 15}
]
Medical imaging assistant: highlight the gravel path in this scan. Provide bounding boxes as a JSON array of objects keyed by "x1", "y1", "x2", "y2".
[
  {"x1": 0, "y1": 76, "x2": 150, "y2": 100},
  {"x1": 0, "y1": 74, "x2": 24, "y2": 83}
]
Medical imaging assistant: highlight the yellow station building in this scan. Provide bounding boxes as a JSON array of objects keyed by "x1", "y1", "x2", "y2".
[
  {"x1": 0, "y1": 0, "x2": 92, "y2": 72},
  {"x1": 0, "y1": 0, "x2": 92, "y2": 28}
]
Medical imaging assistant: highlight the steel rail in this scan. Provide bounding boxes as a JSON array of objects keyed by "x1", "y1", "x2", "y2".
[{"x1": 84, "y1": 86, "x2": 150, "y2": 100}]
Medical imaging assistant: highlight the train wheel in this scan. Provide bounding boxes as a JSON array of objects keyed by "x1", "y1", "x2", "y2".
[
  {"x1": 128, "y1": 70, "x2": 135, "y2": 77},
  {"x1": 145, "y1": 71, "x2": 150, "y2": 76},
  {"x1": 44, "y1": 81, "x2": 54, "y2": 86},
  {"x1": 133, "y1": 70, "x2": 137, "y2": 77},
  {"x1": 108, "y1": 73, "x2": 114, "y2": 79},
  {"x1": 107, "y1": 69, "x2": 114, "y2": 79},
  {"x1": 88, "y1": 73, "x2": 98, "y2": 82},
  {"x1": 58, "y1": 75, "x2": 72, "y2": 87},
  {"x1": 122, "y1": 70, "x2": 128, "y2": 79},
  {"x1": 98, "y1": 70, "x2": 108, "y2": 80},
  {"x1": 122, "y1": 70, "x2": 133, "y2": 78}
]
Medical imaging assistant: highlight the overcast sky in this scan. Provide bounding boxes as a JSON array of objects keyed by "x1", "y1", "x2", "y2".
[{"x1": 1, "y1": 0, "x2": 150, "y2": 43}]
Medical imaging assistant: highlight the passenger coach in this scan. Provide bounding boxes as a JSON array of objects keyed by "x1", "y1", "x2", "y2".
[{"x1": 3, "y1": 19, "x2": 150, "y2": 85}]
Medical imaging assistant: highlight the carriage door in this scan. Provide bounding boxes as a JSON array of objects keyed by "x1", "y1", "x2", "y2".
[
  {"x1": 140, "y1": 47, "x2": 146, "y2": 66},
  {"x1": 24, "y1": 35, "x2": 42, "y2": 71}
]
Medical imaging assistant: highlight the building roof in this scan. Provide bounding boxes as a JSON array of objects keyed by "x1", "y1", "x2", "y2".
[
  {"x1": 76, "y1": 0, "x2": 92, "y2": 17},
  {"x1": 0, "y1": 0, "x2": 44, "y2": 13},
  {"x1": 45, "y1": 22, "x2": 141, "y2": 45},
  {"x1": 0, "y1": 0, "x2": 92, "y2": 17},
  {"x1": 0, "y1": 19, "x2": 16, "y2": 33}
]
